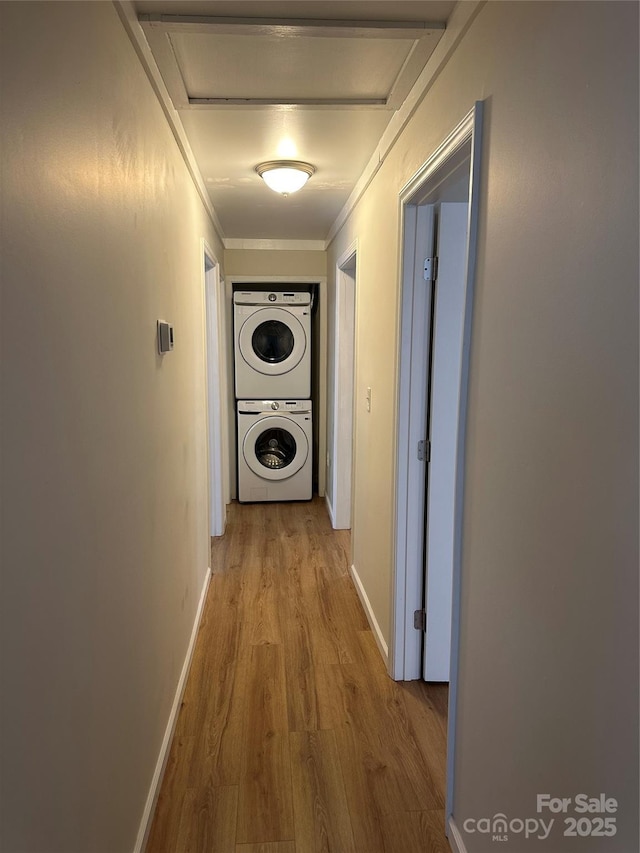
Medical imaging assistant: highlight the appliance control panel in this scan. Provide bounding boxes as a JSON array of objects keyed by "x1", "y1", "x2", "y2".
[
  {"x1": 238, "y1": 399, "x2": 312, "y2": 414},
  {"x1": 234, "y1": 291, "x2": 311, "y2": 306}
]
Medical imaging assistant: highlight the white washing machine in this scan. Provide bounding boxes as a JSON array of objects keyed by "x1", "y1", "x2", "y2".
[
  {"x1": 237, "y1": 399, "x2": 312, "y2": 502},
  {"x1": 234, "y1": 291, "x2": 311, "y2": 399}
]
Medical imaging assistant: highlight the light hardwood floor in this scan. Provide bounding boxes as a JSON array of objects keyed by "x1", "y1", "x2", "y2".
[{"x1": 146, "y1": 498, "x2": 450, "y2": 853}]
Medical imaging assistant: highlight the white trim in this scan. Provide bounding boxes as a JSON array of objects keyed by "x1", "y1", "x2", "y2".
[
  {"x1": 399, "y1": 110, "x2": 476, "y2": 200},
  {"x1": 224, "y1": 238, "x2": 326, "y2": 251},
  {"x1": 325, "y1": 1, "x2": 484, "y2": 248},
  {"x1": 445, "y1": 101, "x2": 484, "y2": 819},
  {"x1": 203, "y1": 243, "x2": 227, "y2": 537},
  {"x1": 447, "y1": 817, "x2": 468, "y2": 853},
  {"x1": 219, "y1": 274, "x2": 231, "y2": 508},
  {"x1": 325, "y1": 492, "x2": 336, "y2": 527},
  {"x1": 134, "y1": 567, "x2": 212, "y2": 853},
  {"x1": 139, "y1": 14, "x2": 439, "y2": 39},
  {"x1": 138, "y1": 14, "x2": 190, "y2": 109},
  {"x1": 336, "y1": 237, "x2": 358, "y2": 271},
  {"x1": 349, "y1": 563, "x2": 389, "y2": 666},
  {"x1": 189, "y1": 97, "x2": 388, "y2": 108},
  {"x1": 329, "y1": 240, "x2": 358, "y2": 530},
  {"x1": 113, "y1": 2, "x2": 225, "y2": 244}
]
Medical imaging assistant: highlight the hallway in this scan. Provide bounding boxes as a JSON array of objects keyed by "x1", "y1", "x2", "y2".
[{"x1": 146, "y1": 499, "x2": 449, "y2": 853}]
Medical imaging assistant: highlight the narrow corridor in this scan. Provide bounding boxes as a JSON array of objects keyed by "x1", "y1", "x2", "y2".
[{"x1": 146, "y1": 499, "x2": 449, "y2": 852}]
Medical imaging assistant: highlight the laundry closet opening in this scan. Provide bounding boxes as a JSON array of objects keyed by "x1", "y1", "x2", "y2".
[{"x1": 229, "y1": 279, "x2": 324, "y2": 503}]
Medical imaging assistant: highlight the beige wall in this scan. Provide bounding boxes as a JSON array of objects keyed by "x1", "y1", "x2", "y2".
[
  {"x1": 0, "y1": 2, "x2": 223, "y2": 850},
  {"x1": 224, "y1": 248, "x2": 326, "y2": 277},
  {"x1": 328, "y1": 1, "x2": 638, "y2": 849}
]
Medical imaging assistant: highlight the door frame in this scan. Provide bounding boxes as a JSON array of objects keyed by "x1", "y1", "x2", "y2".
[
  {"x1": 228, "y1": 275, "x2": 328, "y2": 497},
  {"x1": 390, "y1": 101, "x2": 484, "y2": 814},
  {"x1": 328, "y1": 240, "x2": 358, "y2": 529},
  {"x1": 202, "y1": 241, "x2": 228, "y2": 538}
]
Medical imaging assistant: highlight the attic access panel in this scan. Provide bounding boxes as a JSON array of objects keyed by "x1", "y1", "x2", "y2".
[
  {"x1": 172, "y1": 32, "x2": 412, "y2": 101},
  {"x1": 138, "y1": 14, "x2": 445, "y2": 109}
]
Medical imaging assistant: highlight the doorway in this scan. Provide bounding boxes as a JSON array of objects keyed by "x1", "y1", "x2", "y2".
[
  {"x1": 327, "y1": 241, "x2": 357, "y2": 530},
  {"x1": 227, "y1": 275, "x2": 328, "y2": 499},
  {"x1": 392, "y1": 103, "x2": 484, "y2": 825}
]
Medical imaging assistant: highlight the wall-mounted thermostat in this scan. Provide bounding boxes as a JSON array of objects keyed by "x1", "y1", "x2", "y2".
[{"x1": 157, "y1": 320, "x2": 174, "y2": 354}]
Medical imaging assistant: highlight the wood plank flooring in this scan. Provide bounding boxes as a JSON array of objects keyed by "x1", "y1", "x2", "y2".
[{"x1": 146, "y1": 498, "x2": 450, "y2": 853}]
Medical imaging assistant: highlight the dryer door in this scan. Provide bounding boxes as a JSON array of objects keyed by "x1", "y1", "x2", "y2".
[
  {"x1": 238, "y1": 307, "x2": 307, "y2": 376},
  {"x1": 243, "y1": 416, "x2": 309, "y2": 481}
]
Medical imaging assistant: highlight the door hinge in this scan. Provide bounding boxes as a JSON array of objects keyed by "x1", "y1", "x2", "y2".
[
  {"x1": 417, "y1": 439, "x2": 430, "y2": 462},
  {"x1": 423, "y1": 256, "x2": 439, "y2": 282},
  {"x1": 414, "y1": 609, "x2": 426, "y2": 631}
]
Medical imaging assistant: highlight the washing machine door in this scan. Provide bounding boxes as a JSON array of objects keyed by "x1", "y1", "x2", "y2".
[
  {"x1": 238, "y1": 307, "x2": 307, "y2": 376},
  {"x1": 243, "y1": 416, "x2": 309, "y2": 481}
]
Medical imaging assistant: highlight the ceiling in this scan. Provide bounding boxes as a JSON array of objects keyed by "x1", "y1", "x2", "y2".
[{"x1": 133, "y1": 1, "x2": 457, "y2": 242}]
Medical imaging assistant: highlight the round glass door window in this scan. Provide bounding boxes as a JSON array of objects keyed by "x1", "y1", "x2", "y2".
[
  {"x1": 252, "y1": 320, "x2": 294, "y2": 364},
  {"x1": 255, "y1": 428, "x2": 297, "y2": 470},
  {"x1": 238, "y1": 308, "x2": 306, "y2": 376}
]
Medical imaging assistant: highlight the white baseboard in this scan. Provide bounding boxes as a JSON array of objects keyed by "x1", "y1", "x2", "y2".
[
  {"x1": 349, "y1": 563, "x2": 388, "y2": 666},
  {"x1": 447, "y1": 816, "x2": 468, "y2": 853},
  {"x1": 134, "y1": 567, "x2": 212, "y2": 853}
]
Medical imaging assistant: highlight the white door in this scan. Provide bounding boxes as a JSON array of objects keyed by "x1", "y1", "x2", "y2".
[{"x1": 423, "y1": 203, "x2": 469, "y2": 681}]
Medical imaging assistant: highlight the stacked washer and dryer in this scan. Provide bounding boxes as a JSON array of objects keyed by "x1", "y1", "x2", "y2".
[{"x1": 234, "y1": 290, "x2": 313, "y2": 502}]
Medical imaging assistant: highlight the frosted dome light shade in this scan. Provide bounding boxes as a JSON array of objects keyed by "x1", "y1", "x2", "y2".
[
  {"x1": 262, "y1": 167, "x2": 309, "y2": 194},
  {"x1": 256, "y1": 161, "x2": 315, "y2": 195}
]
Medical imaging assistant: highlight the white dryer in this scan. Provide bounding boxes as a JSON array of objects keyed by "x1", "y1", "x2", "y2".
[
  {"x1": 237, "y1": 399, "x2": 312, "y2": 503},
  {"x1": 234, "y1": 291, "x2": 311, "y2": 399}
]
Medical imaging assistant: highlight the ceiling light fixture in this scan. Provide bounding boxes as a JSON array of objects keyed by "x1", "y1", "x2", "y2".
[{"x1": 255, "y1": 160, "x2": 315, "y2": 196}]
